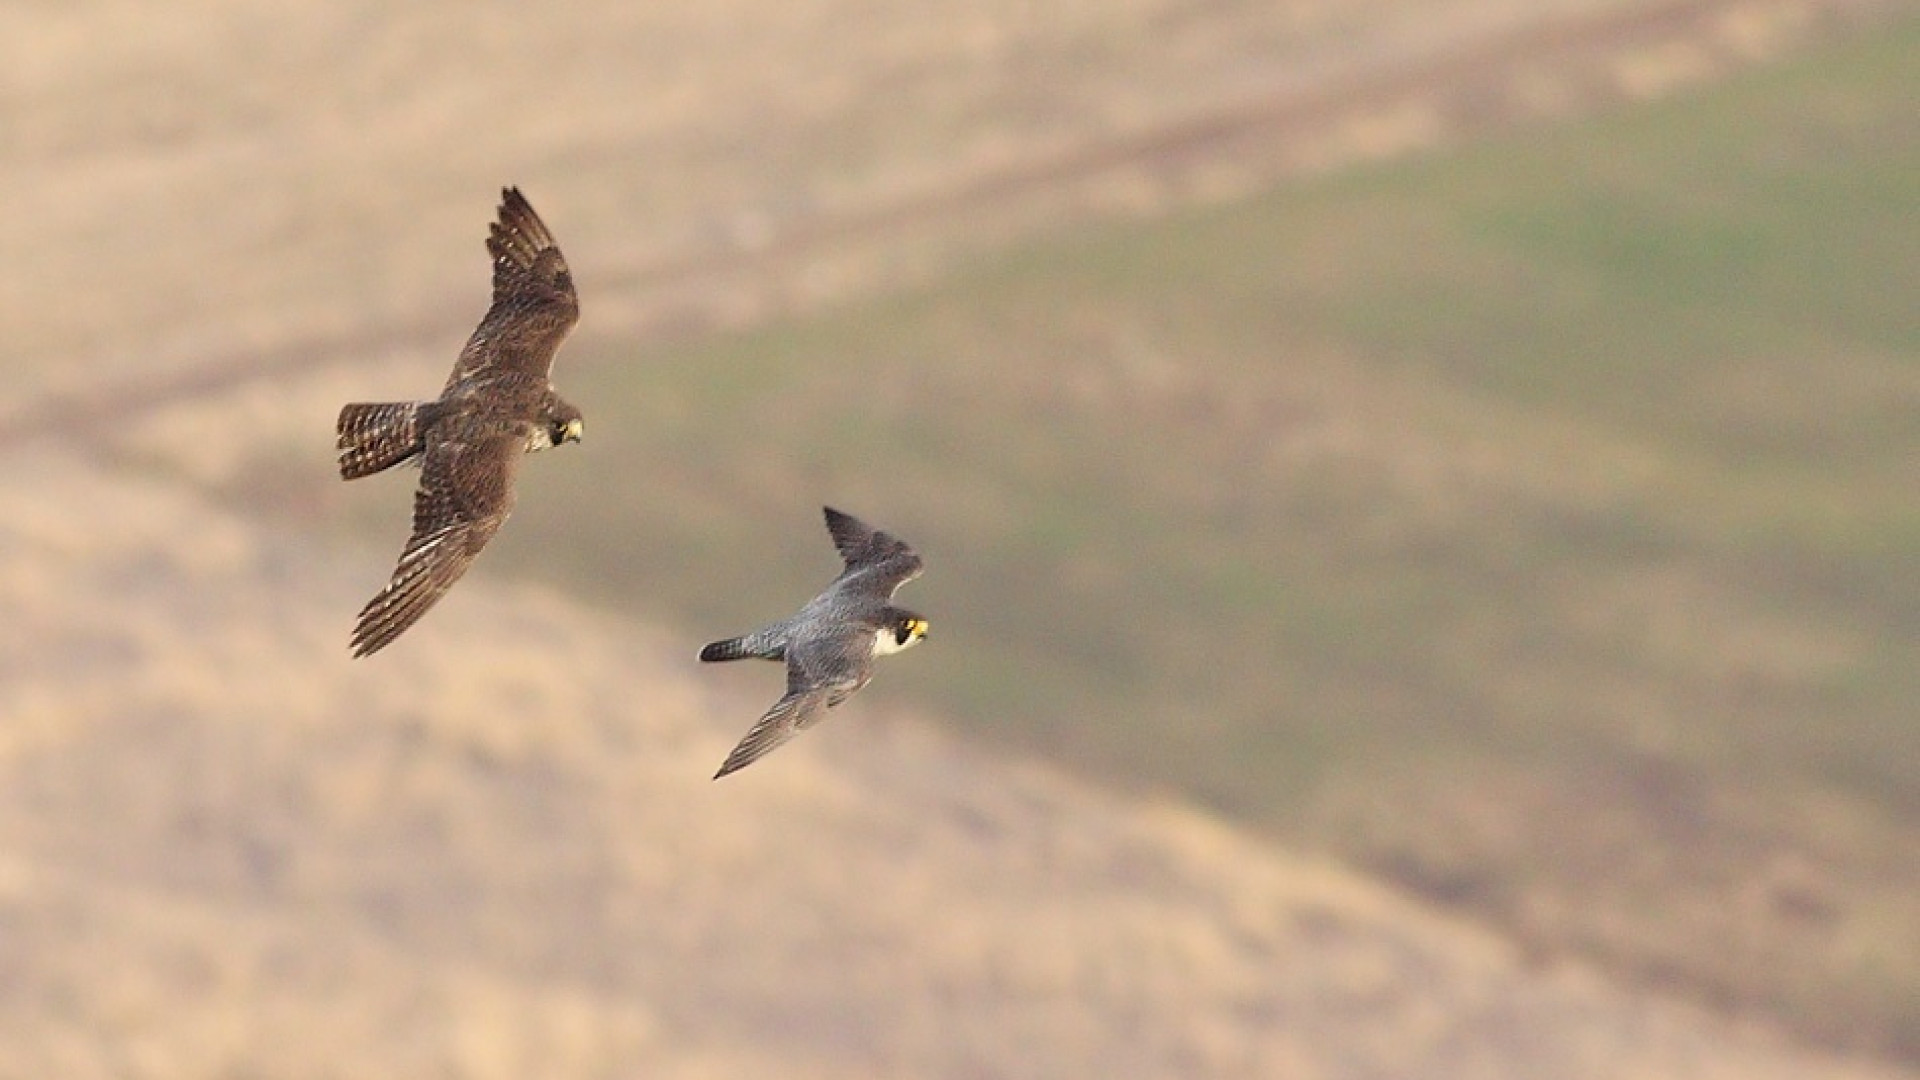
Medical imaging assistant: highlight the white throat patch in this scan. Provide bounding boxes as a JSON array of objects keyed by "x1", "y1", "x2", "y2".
[{"x1": 871, "y1": 625, "x2": 924, "y2": 657}]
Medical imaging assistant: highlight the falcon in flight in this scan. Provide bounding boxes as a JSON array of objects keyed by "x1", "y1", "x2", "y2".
[
  {"x1": 337, "y1": 187, "x2": 584, "y2": 657},
  {"x1": 700, "y1": 507, "x2": 930, "y2": 779}
]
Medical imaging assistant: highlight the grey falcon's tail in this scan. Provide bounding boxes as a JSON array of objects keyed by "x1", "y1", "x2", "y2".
[{"x1": 698, "y1": 628, "x2": 784, "y2": 662}]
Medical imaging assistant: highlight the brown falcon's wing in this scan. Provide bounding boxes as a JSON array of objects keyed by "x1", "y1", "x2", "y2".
[
  {"x1": 712, "y1": 635, "x2": 868, "y2": 779},
  {"x1": 821, "y1": 505, "x2": 923, "y2": 598},
  {"x1": 350, "y1": 432, "x2": 523, "y2": 657},
  {"x1": 443, "y1": 187, "x2": 580, "y2": 393}
]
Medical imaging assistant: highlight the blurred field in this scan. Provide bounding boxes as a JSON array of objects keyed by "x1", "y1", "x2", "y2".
[
  {"x1": 5, "y1": 0, "x2": 1917, "y2": 1074},
  {"x1": 4, "y1": 450, "x2": 1912, "y2": 1079},
  {"x1": 491, "y1": 13, "x2": 1917, "y2": 1058}
]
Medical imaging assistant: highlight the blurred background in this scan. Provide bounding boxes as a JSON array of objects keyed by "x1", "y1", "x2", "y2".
[{"x1": 2, "y1": 1, "x2": 1915, "y2": 1076}]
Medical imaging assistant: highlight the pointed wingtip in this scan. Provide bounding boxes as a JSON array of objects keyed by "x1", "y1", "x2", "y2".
[
  {"x1": 348, "y1": 629, "x2": 382, "y2": 659},
  {"x1": 822, "y1": 505, "x2": 868, "y2": 550},
  {"x1": 348, "y1": 617, "x2": 393, "y2": 659},
  {"x1": 712, "y1": 747, "x2": 754, "y2": 779},
  {"x1": 495, "y1": 187, "x2": 534, "y2": 229}
]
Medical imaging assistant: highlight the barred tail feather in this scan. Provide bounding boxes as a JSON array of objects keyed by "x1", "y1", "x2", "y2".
[
  {"x1": 337, "y1": 402, "x2": 426, "y2": 479},
  {"x1": 699, "y1": 636, "x2": 754, "y2": 662},
  {"x1": 701, "y1": 621, "x2": 787, "y2": 662}
]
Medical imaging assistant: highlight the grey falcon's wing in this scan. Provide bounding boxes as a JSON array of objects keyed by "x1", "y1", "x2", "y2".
[
  {"x1": 443, "y1": 187, "x2": 580, "y2": 392},
  {"x1": 712, "y1": 633, "x2": 870, "y2": 778},
  {"x1": 350, "y1": 432, "x2": 523, "y2": 657},
  {"x1": 821, "y1": 506, "x2": 923, "y2": 600}
]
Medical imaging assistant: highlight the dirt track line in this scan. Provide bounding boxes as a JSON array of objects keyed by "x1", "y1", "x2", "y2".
[
  {"x1": 3, "y1": 0, "x2": 1891, "y2": 449},
  {"x1": 595, "y1": 0, "x2": 1891, "y2": 291},
  {"x1": 0, "y1": 322, "x2": 451, "y2": 447}
]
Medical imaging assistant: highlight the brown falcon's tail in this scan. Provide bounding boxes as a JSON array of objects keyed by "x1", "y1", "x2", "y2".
[{"x1": 336, "y1": 402, "x2": 426, "y2": 479}]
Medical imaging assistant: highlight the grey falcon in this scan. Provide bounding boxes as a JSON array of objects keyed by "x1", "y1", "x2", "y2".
[
  {"x1": 336, "y1": 187, "x2": 584, "y2": 657},
  {"x1": 700, "y1": 506, "x2": 930, "y2": 779}
]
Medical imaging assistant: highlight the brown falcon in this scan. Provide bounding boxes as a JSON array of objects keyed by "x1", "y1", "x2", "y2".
[{"x1": 336, "y1": 187, "x2": 584, "y2": 657}]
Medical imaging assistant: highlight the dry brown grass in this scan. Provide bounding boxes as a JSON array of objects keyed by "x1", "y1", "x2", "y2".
[{"x1": 0, "y1": 448, "x2": 1909, "y2": 1078}]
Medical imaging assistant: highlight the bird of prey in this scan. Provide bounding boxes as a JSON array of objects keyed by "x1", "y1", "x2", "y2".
[
  {"x1": 701, "y1": 507, "x2": 930, "y2": 779},
  {"x1": 336, "y1": 187, "x2": 584, "y2": 657}
]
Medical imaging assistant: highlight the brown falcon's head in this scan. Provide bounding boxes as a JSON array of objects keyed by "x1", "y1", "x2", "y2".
[{"x1": 532, "y1": 396, "x2": 585, "y2": 452}]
